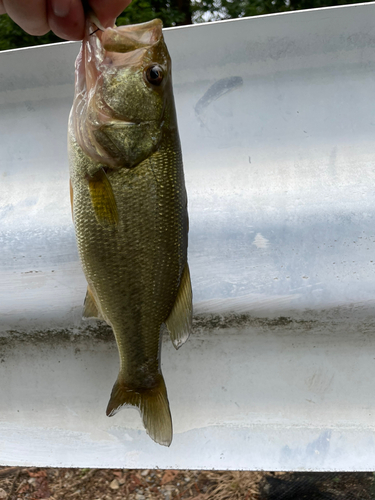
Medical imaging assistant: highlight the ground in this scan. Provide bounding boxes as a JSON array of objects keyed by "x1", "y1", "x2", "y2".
[{"x1": 0, "y1": 468, "x2": 374, "y2": 500}]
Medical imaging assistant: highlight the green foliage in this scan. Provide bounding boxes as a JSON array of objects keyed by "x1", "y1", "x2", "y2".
[
  {"x1": 0, "y1": 0, "x2": 190, "y2": 51},
  {"x1": 0, "y1": 14, "x2": 63, "y2": 51},
  {"x1": 192, "y1": 0, "x2": 373, "y2": 21},
  {"x1": 117, "y1": 0, "x2": 187, "y2": 27},
  {"x1": 0, "y1": 0, "x2": 374, "y2": 50}
]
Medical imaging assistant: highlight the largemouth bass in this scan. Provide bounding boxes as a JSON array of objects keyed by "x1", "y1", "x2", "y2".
[{"x1": 68, "y1": 17, "x2": 192, "y2": 446}]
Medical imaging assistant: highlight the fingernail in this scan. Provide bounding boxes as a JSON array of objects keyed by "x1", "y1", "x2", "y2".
[{"x1": 52, "y1": 0, "x2": 72, "y2": 17}]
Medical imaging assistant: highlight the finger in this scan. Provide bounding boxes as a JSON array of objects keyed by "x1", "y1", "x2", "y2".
[
  {"x1": 89, "y1": 0, "x2": 132, "y2": 28},
  {"x1": 0, "y1": 1, "x2": 5, "y2": 15},
  {"x1": 47, "y1": 0, "x2": 85, "y2": 40},
  {"x1": 2, "y1": 0, "x2": 49, "y2": 35}
]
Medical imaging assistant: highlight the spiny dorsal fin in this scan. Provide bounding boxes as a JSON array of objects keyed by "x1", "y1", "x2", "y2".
[
  {"x1": 83, "y1": 287, "x2": 103, "y2": 320},
  {"x1": 106, "y1": 373, "x2": 173, "y2": 447},
  {"x1": 88, "y1": 168, "x2": 119, "y2": 228},
  {"x1": 165, "y1": 264, "x2": 193, "y2": 350}
]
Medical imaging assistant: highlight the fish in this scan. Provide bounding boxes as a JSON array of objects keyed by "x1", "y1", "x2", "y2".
[{"x1": 68, "y1": 16, "x2": 192, "y2": 447}]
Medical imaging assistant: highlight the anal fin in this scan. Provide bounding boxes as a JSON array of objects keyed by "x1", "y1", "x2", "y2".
[
  {"x1": 88, "y1": 168, "x2": 119, "y2": 228},
  {"x1": 83, "y1": 286, "x2": 103, "y2": 320},
  {"x1": 106, "y1": 373, "x2": 173, "y2": 447},
  {"x1": 165, "y1": 263, "x2": 193, "y2": 350}
]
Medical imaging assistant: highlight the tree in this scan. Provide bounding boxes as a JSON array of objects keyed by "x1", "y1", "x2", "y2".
[
  {"x1": 192, "y1": 0, "x2": 373, "y2": 20},
  {"x1": 116, "y1": 0, "x2": 191, "y2": 27},
  {"x1": 0, "y1": 14, "x2": 63, "y2": 51},
  {"x1": 0, "y1": 0, "x2": 373, "y2": 50},
  {"x1": 0, "y1": 0, "x2": 190, "y2": 51}
]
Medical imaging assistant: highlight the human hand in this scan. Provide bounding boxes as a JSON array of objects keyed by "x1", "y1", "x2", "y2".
[{"x1": 0, "y1": 0, "x2": 132, "y2": 41}]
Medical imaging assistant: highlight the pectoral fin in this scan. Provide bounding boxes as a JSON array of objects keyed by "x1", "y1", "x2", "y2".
[
  {"x1": 165, "y1": 264, "x2": 193, "y2": 350},
  {"x1": 88, "y1": 168, "x2": 119, "y2": 228},
  {"x1": 83, "y1": 286, "x2": 103, "y2": 320}
]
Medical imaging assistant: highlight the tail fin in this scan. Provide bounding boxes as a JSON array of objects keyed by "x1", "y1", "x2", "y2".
[{"x1": 106, "y1": 374, "x2": 173, "y2": 447}]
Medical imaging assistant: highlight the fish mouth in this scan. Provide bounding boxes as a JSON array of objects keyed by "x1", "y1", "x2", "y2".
[
  {"x1": 83, "y1": 17, "x2": 164, "y2": 77},
  {"x1": 79, "y1": 18, "x2": 163, "y2": 101},
  {"x1": 100, "y1": 18, "x2": 163, "y2": 53}
]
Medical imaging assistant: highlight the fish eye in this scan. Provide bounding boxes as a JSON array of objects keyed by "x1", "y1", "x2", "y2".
[{"x1": 145, "y1": 65, "x2": 164, "y2": 86}]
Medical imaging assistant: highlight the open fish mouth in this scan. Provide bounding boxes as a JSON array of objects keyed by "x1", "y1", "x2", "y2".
[
  {"x1": 82, "y1": 16, "x2": 163, "y2": 85},
  {"x1": 100, "y1": 18, "x2": 163, "y2": 53}
]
